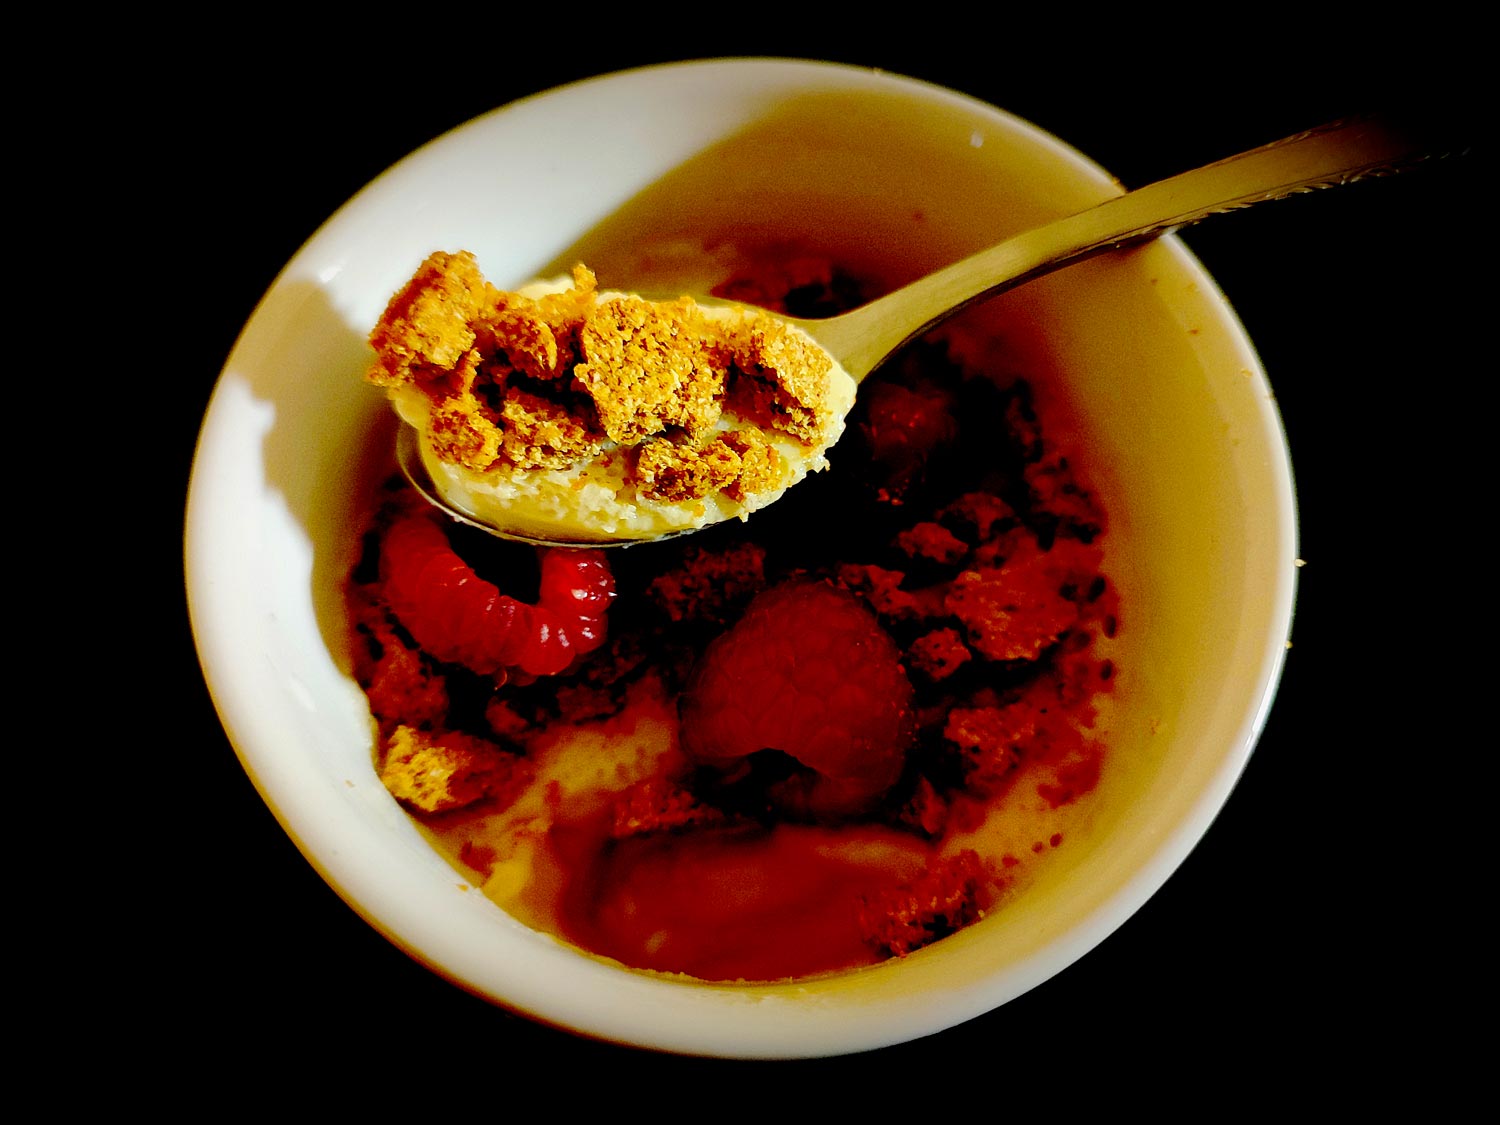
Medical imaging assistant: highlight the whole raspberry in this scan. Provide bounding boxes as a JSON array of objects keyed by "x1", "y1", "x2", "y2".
[
  {"x1": 538, "y1": 548, "x2": 616, "y2": 620},
  {"x1": 679, "y1": 580, "x2": 914, "y2": 816}
]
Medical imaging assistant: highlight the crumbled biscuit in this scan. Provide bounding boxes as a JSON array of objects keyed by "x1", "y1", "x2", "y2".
[
  {"x1": 636, "y1": 437, "x2": 742, "y2": 503},
  {"x1": 635, "y1": 429, "x2": 782, "y2": 504},
  {"x1": 497, "y1": 388, "x2": 605, "y2": 470},
  {"x1": 531, "y1": 264, "x2": 599, "y2": 338},
  {"x1": 488, "y1": 306, "x2": 564, "y2": 382},
  {"x1": 726, "y1": 315, "x2": 834, "y2": 442},
  {"x1": 835, "y1": 563, "x2": 929, "y2": 622},
  {"x1": 428, "y1": 353, "x2": 505, "y2": 471},
  {"x1": 368, "y1": 254, "x2": 838, "y2": 507},
  {"x1": 646, "y1": 542, "x2": 768, "y2": 624},
  {"x1": 367, "y1": 251, "x2": 491, "y2": 386},
  {"x1": 379, "y1": 725, "x2": 527, "y2": 814},
  {"x1": 908, "y1": 627, "x2": 972, "y2": 681},
  {"x1": 719, "y1": 430, "x2": 781, "y2": 501},
  {"x1": 485, "y1": 265, "x2": 599, "y2": 381},
  {"x1": 576, "y1": 296, "x2": 725, "y2": 443}
]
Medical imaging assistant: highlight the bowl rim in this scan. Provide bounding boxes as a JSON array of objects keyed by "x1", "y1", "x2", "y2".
[{"x1": 185, "y1": 55, "x2": 1297, "y2": 1058}]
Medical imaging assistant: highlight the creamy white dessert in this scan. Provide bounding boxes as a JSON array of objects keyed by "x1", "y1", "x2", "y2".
[{"x1": 368, "y1": 252, "x2": 856, "y2": 543}]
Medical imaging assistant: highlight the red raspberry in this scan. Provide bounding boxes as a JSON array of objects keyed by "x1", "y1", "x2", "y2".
[
  {"x1": 539, "y1": 548, "x2": 616, "y2": 619},
  {"x1": 679, "y1": 580, "x2": 914, "y2": 816},
  {"x1": 536, "y1": 547, "x2": 615, "y2": 662},
  {"x1": 380, "y1": 519, "x2": 612, "y2": 677},
  {"x1": 858, "y1": 379, "x2": 957, "y2": 493},
  {"x1": 381, "y1": 514, "x2": 531, "y2": 674},
  {"x1": 564, "y1": 612, "x2": 609, "y2": 656},
  {"x1": 514, "y1": 604, "x2": 576, "y2": 677}
]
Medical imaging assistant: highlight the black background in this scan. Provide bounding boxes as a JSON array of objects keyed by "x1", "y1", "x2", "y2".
[{"x1": 104, "y1": 27, "x2": 1482, "y2": 1108}]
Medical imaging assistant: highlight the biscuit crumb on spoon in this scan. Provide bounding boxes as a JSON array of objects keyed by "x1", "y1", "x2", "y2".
[{"x1": 368, "y1": 250, "x2": 855, "y2": 544}]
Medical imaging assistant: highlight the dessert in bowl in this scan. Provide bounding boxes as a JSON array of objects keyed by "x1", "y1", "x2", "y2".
[{"x1": 185, "y1": 58, "x2": 1296, "y2": 1057}]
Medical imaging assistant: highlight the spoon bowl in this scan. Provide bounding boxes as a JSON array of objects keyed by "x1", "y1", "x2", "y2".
[{"x1": 394, "y1": 110, "x2": 1461, "y2": 546}]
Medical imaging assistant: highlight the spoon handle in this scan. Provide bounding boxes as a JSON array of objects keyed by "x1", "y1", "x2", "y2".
[{"x1": 802, "y1": 111, "x2": 1470, "y2": 382}]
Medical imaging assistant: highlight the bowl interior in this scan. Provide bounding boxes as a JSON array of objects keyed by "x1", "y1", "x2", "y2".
[{"x1": 186, "y1": 58, "x2": 1294, "y2": 1058}]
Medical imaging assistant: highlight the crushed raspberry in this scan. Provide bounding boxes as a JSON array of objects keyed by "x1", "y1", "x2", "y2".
[
  {"x1": 943, "y1": 547, "x2": 1079, "y2": 663},
  {"x1": 679, "y1": 580, "x2": 915, "y2": 815},
  {"x1": 857, "y1": 378, "x2": 958, "y2": 494},
  {"x1": 484, "y1": 697, "x2": 532, "y2": 742},
  {"x1": 610, "y1": 778, "x2": 725, "y2": 839},
  {"x1": 938, "y1": 491, "x2": 1015, "y2": 543},
  {"x1": 361, "y1": 620, "x2": 450, "y2": 733},
  {"x1": 562, "y1": 612, "x2": 608, "y2": 657},
  {"x1": 899, "y1": 776, "x2": 950, "y2": 838},
  {"x1": 458, "y1": 840, "x2": 497, "y2": 878},
  {"x1": 551, "y1": 681, "x2": 621, "y2": 725},
  {"x1": 1037, "y1": 751, "x2": 1103, "y2": 808},
  {"x1": 1003, "y1": 394, "x2": 1044, "y2": 462},
  {"x1": 944, "y1": 704, "x2": 1035, "y2": 796},
  {"x1": 895, "y1": 521, "x2": 968, "y2": 565},
  {"x1": 859, "y1": 849, "x2": 991, "y2": 958},
  {"x1": 1025, "y1": 451, "x2": 1102, "y2": 535}
]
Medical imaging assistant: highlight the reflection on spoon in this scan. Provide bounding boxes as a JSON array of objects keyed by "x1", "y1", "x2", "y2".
[{"x1": 383, "y1": 111, "x2": 1465, "y2": 547}]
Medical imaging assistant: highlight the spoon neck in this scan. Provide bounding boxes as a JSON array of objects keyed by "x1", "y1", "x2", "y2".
[{"x1": 801, "y1": 111, "x2": 1466, "y2": 384}]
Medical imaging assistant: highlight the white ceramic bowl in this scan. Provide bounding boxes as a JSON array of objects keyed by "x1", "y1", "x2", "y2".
[{"x1": 185, "y1": 58, "x2": 1295, "y2": 1058}]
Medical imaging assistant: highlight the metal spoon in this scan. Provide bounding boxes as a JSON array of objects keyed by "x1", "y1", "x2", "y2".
[{"x1": 398, "y1": 111, "x2": 1465, "y2": 546}]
